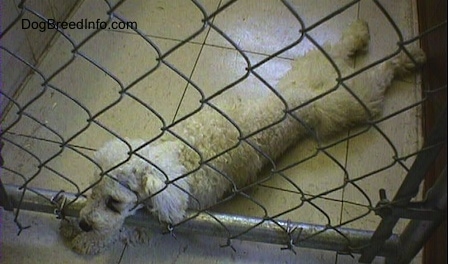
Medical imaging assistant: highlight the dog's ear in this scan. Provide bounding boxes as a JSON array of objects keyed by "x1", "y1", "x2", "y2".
[{"x1": 142, "y1": 173, "x2": 190, "y2": 224}]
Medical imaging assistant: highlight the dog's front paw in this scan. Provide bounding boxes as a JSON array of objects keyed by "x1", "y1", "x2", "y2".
[
  {"x1": 119, "y1": 226, "x2": 153, "y2": 245},
  {"x1": 71, "y1": 232, "x2": 115, "y2": 255}
]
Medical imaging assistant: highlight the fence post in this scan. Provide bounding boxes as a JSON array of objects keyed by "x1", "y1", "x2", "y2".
[
  {"x1": 359, "y1": 109, "x2": 447, "y2": 263},
  {"x1": 386, "y1": 166, "x2": 447, "y2": 264}
]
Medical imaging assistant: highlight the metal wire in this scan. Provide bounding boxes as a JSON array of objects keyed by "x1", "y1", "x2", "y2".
[{"x1": 0, "y1": 0, "x2": 446, "y2": 262}]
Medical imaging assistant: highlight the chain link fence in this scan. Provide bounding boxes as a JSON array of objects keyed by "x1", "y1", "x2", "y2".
[{"x1": 1, "y1": 0, "x2": 447, "y2": 263}]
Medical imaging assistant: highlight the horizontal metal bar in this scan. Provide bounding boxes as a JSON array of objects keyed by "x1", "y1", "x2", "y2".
[{"x1": 4, "y1": 184, "x2": 399, "y2": 257}]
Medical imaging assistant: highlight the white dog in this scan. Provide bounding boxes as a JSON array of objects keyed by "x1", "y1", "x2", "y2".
[{"x1": 60, "y1": 20, "x2": 425, "y2": 254}]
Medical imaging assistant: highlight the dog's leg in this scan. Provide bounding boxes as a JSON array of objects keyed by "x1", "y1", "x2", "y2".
[
  {"x1": 119, "y1": 226, "x2": 153, "y2": 246},
  {"x1": 355, "y1": 48, "x2": 426, "y2": 116},
  {"x1": 278, "y1": 20, "x2": 370, "y2": 94},
  {"x1": 70, "y1": 230, "x2": 120, "y2": 254},
  {"x1": 310, "y1": 48, "x2": 425, "y2": 137},
  {"x1": 329, "y1": 20, "x2": 370, "y2": 59},
  {"x1": 143, "y1": 172, "x2": 190, "y2": 224},
  {"x1": 390, "y1": 48, "x2": 427, "y2": 76}
]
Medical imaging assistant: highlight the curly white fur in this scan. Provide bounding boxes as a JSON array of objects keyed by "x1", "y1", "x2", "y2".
[{"x1": 60, "y1": 20, "x2": 425, "y2": 254}]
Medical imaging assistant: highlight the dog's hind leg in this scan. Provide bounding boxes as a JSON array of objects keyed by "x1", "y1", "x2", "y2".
[
  {"x1": 329, "y1": 20, "x2": 370, "y2": 59},
  {"x1": 390, "y1": 48, "x2": 427, "y2": 76},
  {"x1": 351, "y1": 48, "x2": 426, "y2": 117},
  {"x1": 308, "y1": 48, "x2": 425, "y2": 138}
]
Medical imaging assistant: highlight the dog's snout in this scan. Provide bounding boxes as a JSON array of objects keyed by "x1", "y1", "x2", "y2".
[{"x1": 79, "y1": 219, "x2": 93, "y2": 232}]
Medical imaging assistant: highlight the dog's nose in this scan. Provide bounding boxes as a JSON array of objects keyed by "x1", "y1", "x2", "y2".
[{"x1": 79, "y1": 219, "x2": 93, "y2": 232}]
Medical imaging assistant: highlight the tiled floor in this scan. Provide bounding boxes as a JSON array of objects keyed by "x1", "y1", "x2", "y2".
[{"x1": 2, "y1": 0, "x2": 424, "y2": 263}]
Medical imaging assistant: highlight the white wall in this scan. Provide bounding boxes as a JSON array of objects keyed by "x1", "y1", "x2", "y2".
[{"x1": 1, "y1": 0, "x2": 79, "y2": 114}]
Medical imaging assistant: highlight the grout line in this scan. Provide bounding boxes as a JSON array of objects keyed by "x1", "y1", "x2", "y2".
[
  {"x1": 335, "y1": 3, "x2": 361, "y2": 264},
  {"x1": 107, "y1": 28, "x2": 297, "y2": 61},
  {"x1": 169, "y1": 1, "x2": 224, "y2": 123},
  {"x1": 117, "y1": 243, "x2": 128, "y2": 264},
  {"x1": 168, "y1": 40, "x2": 208, "y2": 122}
]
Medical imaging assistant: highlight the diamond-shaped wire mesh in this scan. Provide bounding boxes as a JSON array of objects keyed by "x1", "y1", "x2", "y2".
[{"x1": 0, "y1": 0, "x2": 445, "y2": 259}]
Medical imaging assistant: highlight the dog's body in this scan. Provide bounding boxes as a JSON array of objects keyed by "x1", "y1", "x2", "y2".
[{"x1": 61, "y1": 21, "x2": 425, "y2": 254}]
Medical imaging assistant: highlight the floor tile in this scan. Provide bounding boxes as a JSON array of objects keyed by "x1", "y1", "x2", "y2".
[
  {"x1": 2, "y1": 32, "x2": 204, "y2": 192},
  {"x1": 111, "y1": 0, "x2": 221, "y2": 47}
]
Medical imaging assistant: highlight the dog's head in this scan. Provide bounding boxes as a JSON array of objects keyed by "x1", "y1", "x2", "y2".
[
  {"x1": 78, "y1": 175, "x2": 141, "y2": 234},
  {"x1": 78, "y1": 138, "x2": 190, "y2": 236}
]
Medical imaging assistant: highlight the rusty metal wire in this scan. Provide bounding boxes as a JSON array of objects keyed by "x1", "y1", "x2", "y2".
[{"x1": 0, "y1": 0, "x2": 447, "y2": 262}]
